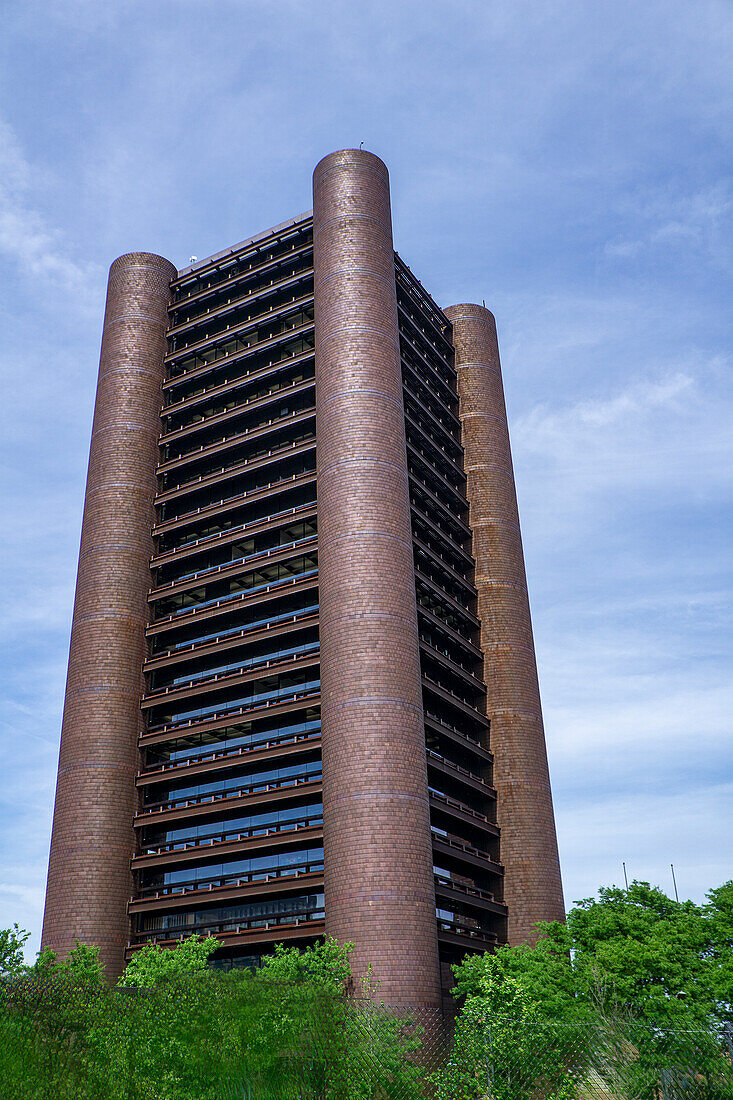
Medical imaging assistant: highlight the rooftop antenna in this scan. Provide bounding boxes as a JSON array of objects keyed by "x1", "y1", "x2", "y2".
[
  {"x1": 671, "y1": 864, "x2": 679, "y2": 903},
  {"x1": 622, "y1": 862, "x2": 629, "y2": 890}
]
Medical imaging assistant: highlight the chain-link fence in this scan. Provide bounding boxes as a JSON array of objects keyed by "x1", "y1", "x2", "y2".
[
  {"x1": 433, "y1": 1015, "x2": 733, "y2": 1100},
  {"x1": 2, "y1": 980, "x2": 732, "y2": 1099}
]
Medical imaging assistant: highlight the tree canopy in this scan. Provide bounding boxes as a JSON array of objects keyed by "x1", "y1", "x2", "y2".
[
  {"x1": 453, "y1": 879, "x2": 733, "y2": 1029},
  {"x1": 257, "y1": 936, "x2": 355, "y2": 993},
  {"x1": 118, "y1": 934, "x2": 218, "y2": 987},
  {"x1": 0, "y1": 924, "x2": 29, "y2": 981}
]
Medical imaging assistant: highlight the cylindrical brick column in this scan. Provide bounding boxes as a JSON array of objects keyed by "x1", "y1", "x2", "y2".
[
  {"x1": 42, "y1": 252, "x2": 176, "y2": 978},
  {"x1": 445, "y1": 304, "x2": 565, "y2": 944},
  {"x1": 313, "y1": 150, "x2": 441, "y2": 1008}
]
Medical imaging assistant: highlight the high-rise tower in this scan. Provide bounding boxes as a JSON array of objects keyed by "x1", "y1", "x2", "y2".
[{"x1": 42, "y1": 150, "x2": 563, "y2": 1004}]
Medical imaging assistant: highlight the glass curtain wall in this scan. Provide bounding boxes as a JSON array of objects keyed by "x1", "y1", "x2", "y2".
[{"x1": 128, "y1": 217, "x2": 322, "y2": 970}]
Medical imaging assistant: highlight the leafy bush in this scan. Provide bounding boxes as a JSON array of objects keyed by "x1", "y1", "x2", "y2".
[{"x1": 0, "y1": 936, "x2": 426, "y2": 1098}]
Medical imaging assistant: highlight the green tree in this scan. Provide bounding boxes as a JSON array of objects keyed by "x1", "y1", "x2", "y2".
[
  {"x1": 454, "y1": 880, "x2": 733, "y2": 1029},
  {"x1": 704, "y1": 881, "x2": 733, "y2": 1025},
  {"x1": 439, "y1": 881, "x2": 733, "y2": 1100},
  {"x1": 118, "y1": 933, "x2": 218, "y2": 987},
  {"x1": 0, "y1": 924, "x2": 29, "y2": 982},
  {"x1": 64, "y1": 939, "x2": 105, "y2": 987},
  {"x1": 1, "y1": 938, "x2": 105, "y2": 1098},
  {"x1": 452, "y1": 920, "x2": 585, "y2": 1022},
  {"x1": 259, "y1": 934, "x2": 354, "y2": 993},
  {"x1": 252, "y1": 937, "x2": 424, "y2": 1099},
  {"x1": 434, "y1": 966, "x2": 583, "y2": 1100},
  {"x1": 565, "y1": 880, "x2": 729, "y2": 1027}
]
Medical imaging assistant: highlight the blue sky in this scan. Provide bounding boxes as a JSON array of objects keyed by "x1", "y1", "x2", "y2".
[{"x1": 1, "y1": 0, "x2": 731, "y2": 957}]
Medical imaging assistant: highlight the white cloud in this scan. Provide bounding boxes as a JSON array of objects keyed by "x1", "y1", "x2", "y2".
[
  {"x1": 0, "y1": 119, "x2": 100, "y2": 301},
  {"x1": 605, "y1": 183, "x2": 733, "y2": 262},
  {"x1": 511, "y1": 361, "x2": 733, "y2": 540}
]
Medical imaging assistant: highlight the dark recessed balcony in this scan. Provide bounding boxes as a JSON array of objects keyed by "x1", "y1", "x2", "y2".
[
  {"x1": 416, "y1": 576, "x2": 479, "y2": 634},
  {"x1": 148, "y1": 539, "x2": 318, "y2": 607},
  {"x1": 410, "y1": 478, "x2": 472, "y2": 542},
  {"x1": 402, "y1": 389, "x2": 462, "y2": 459},
  {"x1": 141, "y1": 652, "x2": 320, "y2": 711},
  {"x1": 423, "y1": 714, "x2": 492, "y2": 765},
  {"x1": 165, "y1": 304, "x2": 314, "y2": 368},
  {"x1": 157, "y1": 406, "x2": 316, "y2": 479},
  {"x1": 140, "y1": 688, "x2": 321, "y2": 747},
  {"x1": 129, "y1": 866, "x2": 324, "y2": 914},
  {"x1": 133, "y1": 775, "x2": 323, "y2": 828},
  {"x1": 132, "y1": 818, "x2": 324, "y2": 870},
  {"x1": 150, "y1": 498, "x2": 317, "y2": 569},
  {"x1": 394, "y1": 258, "x2": 453, "y2": 351},
  {"x1": 146, "y1": 572, "x2": 319, "y2": 640},
  {"x1": 145, "y1": 609, "x2": 319, "y2": 671},
  {"x1": 398, "y1": 319, "x2": 457, "y2": 406},
  {"x1": 169, "y1": 236, "x2": 313, "y2": 313},
  {"x1": 152, "y1": 469, "x2": 317, "y2": 540},
  {"x1": 407, "y1": 443, "x2": 470, "y2": 513},
  {"x1": 429, "y1": 790, "x2": 498, "y2": 839},
  {"x1": 436, "y1": 918, "x2": 499, "y2": 953},
  {"x1": 434, "y1": 875, "x2": 506, "y2": 918},
  {"x1": 126, "y1": 912, "x2": 324, "y2": 957},
  {"x1": 426, "y1": 750, "x2": 495, "y2": 801},
  {"x1": 167, "y1": 277, "x2": 313, "y2": 345},
  {"x1": 155, "y1": 440, "x2": 316, "y2": 510},
  {"x1": 421, "y1": 676, "x2": 488, "y2": 729},
  {"x1": 159, "y1": 375, "x2": 315, "y2": 451},
  {"x1": 420, "y1": 642, "x2": 485, "y2": 697},
  {"x1": 410, "y1": 502, "x2": 473, "y2": 569},
  {"x1": 137, "y1": 730, "x2": 321, "y2": 788},
  {"x1": 431, "y1": 833, "x2": 503, "y2": 877}
]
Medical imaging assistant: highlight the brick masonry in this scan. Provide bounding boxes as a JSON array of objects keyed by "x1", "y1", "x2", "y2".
[
  {"x1": 41, "y1": 252, "x2": 176, "y2": 978},
  {"x1": 444, "y1": 303, "x2": 565, "y2": 944},
  {"x1": 313, "y1": 149, "x2": 442, "y2": 1007}
]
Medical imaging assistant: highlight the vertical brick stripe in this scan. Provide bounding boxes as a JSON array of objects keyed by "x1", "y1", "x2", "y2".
[
  {"x1": 313, "y1": 150, "x2": 441, "y2": 1007},
  {"x1": 445, "y1": 304, "x2": 565, "y2": 944},
  {"x1": 42, "y1": 252, "x2": 176, "y2": 978}
]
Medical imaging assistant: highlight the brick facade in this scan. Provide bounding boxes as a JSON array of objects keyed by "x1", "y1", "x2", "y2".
[
  {"x1": 42, "y1": 253, "x2": 176, "y2": 977},
  {"x1": 445, "y1": 304, "x2": 565, "y2": 944},
  {"x1": 313, "y1": 150, "x2": 442, "y2": 1007}
]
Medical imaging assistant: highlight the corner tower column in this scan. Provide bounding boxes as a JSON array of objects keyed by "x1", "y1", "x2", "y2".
[
  {"x1": 42, "y1": 252, "x2": 176, "y2": 978},
  {"x1": 313, "y1": 149, "x2": 441, "y2": 1007},
  {"x1": 445, "y1": 304, "x2": 565, "y2": 944}
]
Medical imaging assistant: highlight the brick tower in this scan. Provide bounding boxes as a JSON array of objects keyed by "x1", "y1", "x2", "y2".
[
  {"x1": 313, "y1": 150, "x2": 442, "y2": 1006},
  {"x1": 445, "y1": 305, "x2": 565, "y2": 943},
  {"x1": 42, "y1": 254, "x2": 176, "y2": 975},
  {"x1": 42, "y1": 151, "x2": 562, "y2": 996}
]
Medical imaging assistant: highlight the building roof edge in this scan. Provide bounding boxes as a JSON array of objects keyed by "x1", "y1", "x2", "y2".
[{"x1": 175, "y1": 210, "x2": 313, "y2": 280}]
